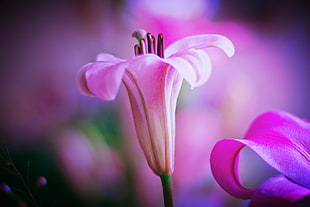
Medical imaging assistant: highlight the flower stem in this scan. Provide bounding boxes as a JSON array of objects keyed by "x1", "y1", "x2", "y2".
[{"x1": 160, "y1": 175, "x2": 174, "y2": 207}]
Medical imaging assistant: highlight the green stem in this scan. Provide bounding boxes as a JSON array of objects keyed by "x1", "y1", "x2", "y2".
[{"x1": 160, "y1": 175, "x2": 174, "y2": 207}]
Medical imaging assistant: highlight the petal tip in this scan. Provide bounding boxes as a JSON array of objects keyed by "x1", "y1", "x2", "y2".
[
  {"x1": 77, "y1": 63, "x2": 96, "y2": 97},
  {"x1": 216, "y1": 34, "x2": 235, "y2": 57}
]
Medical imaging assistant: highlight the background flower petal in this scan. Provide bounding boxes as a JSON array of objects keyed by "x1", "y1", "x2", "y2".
[
  {"x1": 243, "y1": 110, "x2": 310, "y2": 189},
  {"x1": 211, "y1": 110, "x2": 310, "y2": 200},
  {"x1": 210, "y1": 139, "x2": 255, "y2": 199},
  {"x1": 165, "y1": 34, "x2": 235, "y2": 58},
  {"x1": 249, "y1": 174, "x2": 310, "y2": 207}
]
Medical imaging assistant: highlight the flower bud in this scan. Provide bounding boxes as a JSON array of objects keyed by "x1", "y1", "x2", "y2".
[{"x1": 36, "y1": 176, "x2": 47, "y2": 188}]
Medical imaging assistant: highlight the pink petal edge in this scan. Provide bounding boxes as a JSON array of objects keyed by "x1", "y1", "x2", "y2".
[
  {"x1": 163, "y1": 49, "x2": 212, "y2": 88},
  {"x1": 249, "y1": 174, "x2": 310, "y2": 207},
  {"x1": 210, "y1": 110, "x2": 310, "y2": 200},
  {"x1": 210, "y1": 139, "x2": 255, "y2": 199},
  {"x1": 85, "y1": 61, "x2": 127, "y2": 101},
  {"x1": 243, "y1": 110, "x2": 310, "y2": 189},
  {"x1": 165, "y1": 34, "x2": 235, "y2": 58},
  {"x1": 77, "y1": 63, "x2": 96, "y2": 97}
]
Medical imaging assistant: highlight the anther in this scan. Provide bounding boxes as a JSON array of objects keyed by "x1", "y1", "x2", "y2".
[
  {"x1": 139, "y1": 39, "x2": 147, "y2": 54},
  {"x1": 152, "y1": 36, "x2": 156, "y2": 53},
  {"x1": 147, "y1": 33, "x2": 155, "y2": 54},
  {"x1": 157, "y1": 34, "x2": 164, "y2": 58},
  {"x1": 134, "y1": 44, "x2": 140, "y2": 56},
  {"x1": 132, "y1": 31, "x2": 164, "y2": 57}
]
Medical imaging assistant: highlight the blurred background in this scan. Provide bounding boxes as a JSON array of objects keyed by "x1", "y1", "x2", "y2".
[{"x1": 0, "y1": 0, "x2": 309, "y2": 206}]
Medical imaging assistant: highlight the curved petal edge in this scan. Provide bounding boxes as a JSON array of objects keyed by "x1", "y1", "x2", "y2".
[
  {"x1": 210, "y1": 139, "x2": 255, "y2": 199},
  {"x1": 249, "y1": 175, "x2": 310, "y2": 207}
]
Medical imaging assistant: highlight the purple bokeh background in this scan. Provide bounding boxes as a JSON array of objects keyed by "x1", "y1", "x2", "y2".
[{"x1": 0, "y1": 1, "x2": 309, "y2": 206}]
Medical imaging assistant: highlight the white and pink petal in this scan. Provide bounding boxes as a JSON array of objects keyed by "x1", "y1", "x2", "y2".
[
  {"x1": 96, "y1": 53, "x2": 123, "y2": 63},
  {"x1": 83, "y1": 61, "x2": 128, "y2": 101},
  {"x1": 164, "y1": 49, "x2": 212, "y2": 88},
  {"x1": 165, "y1": 34, "x2": 235, "y2": 58},
  {"x1": 77, "y1": 63, "x2": 96, "y2": 97}
]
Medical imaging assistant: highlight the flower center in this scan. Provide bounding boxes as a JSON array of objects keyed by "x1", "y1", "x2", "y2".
[{"x1": 132, "y1": 30, "x2": 164, "y2": 58}]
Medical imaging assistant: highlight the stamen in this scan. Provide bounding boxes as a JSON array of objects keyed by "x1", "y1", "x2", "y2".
[
  {"x1": 147, "y1": 33, "x2": 155, "y2": 54},
  {"x1": 132, "y1": 30, "x2": 164, "y2": 57},
  {"x1": 139, "y1": 39, "x2": 147, "y2": 54},
  {"x1": 134, "y1": 44, "x2": 140, "y2": 56},
  {"x1": 157, "y1": 33, "x2": 164, "y2": 58},
  {"x1": 152, "y1": 36, "x2": 156, "y2": 53}
]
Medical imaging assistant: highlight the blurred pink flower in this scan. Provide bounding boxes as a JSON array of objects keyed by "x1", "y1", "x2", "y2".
[
  {"x1": 210, "y1": 110, "x2": 310, "y2": 206},
  {"x1": 78, "y1": 31, "x2": 234, "y2": 175},
  {"x1": 53, "y1": 128, "x2": 124, "y2": 199},
  {"x1": 174, "y1": 107, "x2": 233, "y2": 207},
  {"x1": 174, "y1": 107, "x2": 222, "y2": 189}
]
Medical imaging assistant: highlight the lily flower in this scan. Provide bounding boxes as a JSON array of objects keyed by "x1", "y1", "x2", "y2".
[
  {"x1": 78, "y1": 30, "x2": 234, "y2": 176},
  {"x1": 210, "y1": 110, "x2": 310, "y2": 206}
]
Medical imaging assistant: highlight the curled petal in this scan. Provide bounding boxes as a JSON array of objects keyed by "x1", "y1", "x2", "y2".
[
  {"x1": 84, "y1": 50, "x2": 211, "y2": 101},
  {"x1": 249, "y1": 175, "x2": 310, "y2": 207},
  {"x1": 210, "y1": 139, "x2": 255, "y2": 199},
  {"x1": 210, "y1": 110, "x2": 310, "y2": 200},
  {"x1": 77, "y1": 63, "x2": 96, "y2": 97},
  {"x1": 165, "y1": 34, "x2": 235, "y2": 58},
  {"x1": 78, "y1": 53, "x2": 123, "y2": 100},
  {"x1": 84, "y1": 61, "x2": 127, "y2": 101},
  {"x1": 244, "y1": 110, "x2": 310, "y2": 189},
  {"x1": 163, "y1": 49, "x2": 212, "y2": 88}
]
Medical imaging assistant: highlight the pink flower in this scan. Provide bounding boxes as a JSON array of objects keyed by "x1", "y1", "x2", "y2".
[
  {"x1": 53, "y1": 128, "x2": 124, "y2": 199},
  {"x1": 78, "y1": 30, "x2": 234, "y2": 175},
  {"x1": 210, "y1": 110, "x2": 310, "y2": 206}
]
